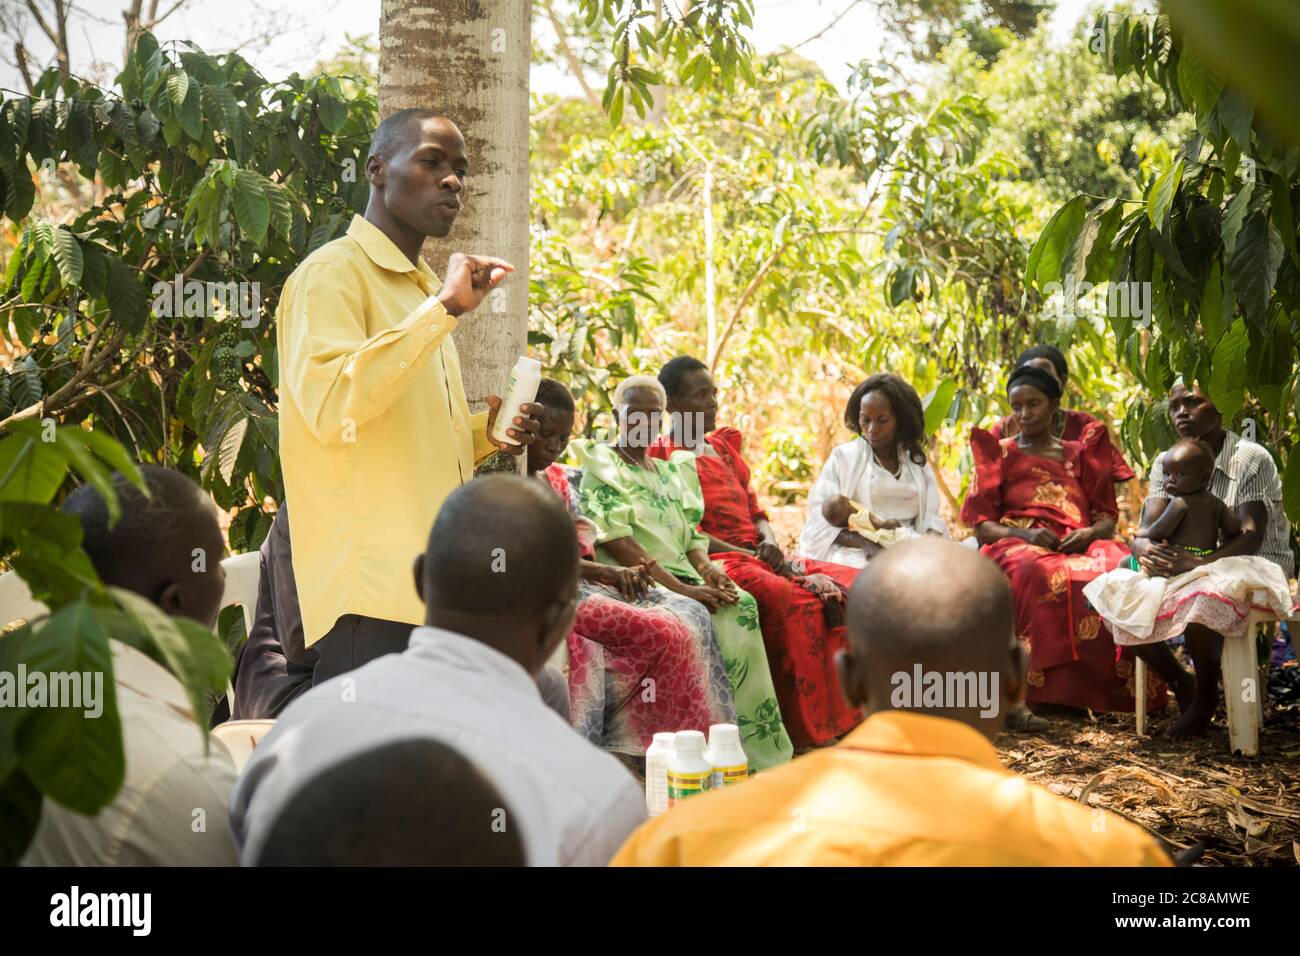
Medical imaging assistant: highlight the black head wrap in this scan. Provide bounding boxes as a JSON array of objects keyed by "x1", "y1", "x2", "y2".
[{"x1": 1007, "y1": 364, "x2": 1062, "y2": 401}]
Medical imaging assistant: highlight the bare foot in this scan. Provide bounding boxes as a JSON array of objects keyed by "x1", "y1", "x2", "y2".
[{"x1": 1168, "y1": 704, "x2": 1213, "y2": 740}]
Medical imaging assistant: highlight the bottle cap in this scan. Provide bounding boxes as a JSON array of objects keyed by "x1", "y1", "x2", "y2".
[
  {"x1": 708, "y1": 723, "x2": 740, "y2": 752},
  {"x1": 651, "y1": 732, "x2": 676, "y2": 751},
  {"x1": 673, "y1": 730, "x2": 705, "y2": 755}
]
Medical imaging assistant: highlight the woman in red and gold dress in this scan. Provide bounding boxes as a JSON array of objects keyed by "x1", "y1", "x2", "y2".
[
  {"x1": 650, "y1": 356, "x2": 863, "y2": 749},
  {"x1": 961, "y1": 364, "x2": 1163, "y2": 715}
]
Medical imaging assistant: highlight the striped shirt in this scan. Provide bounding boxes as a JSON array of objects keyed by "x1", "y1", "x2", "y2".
[{"x1": 1146, "y1": 430, "x2": 1294, "y2": 576}]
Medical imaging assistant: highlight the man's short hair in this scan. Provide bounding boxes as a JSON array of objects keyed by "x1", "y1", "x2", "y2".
[
  {"x1": 423, "y1": 475, "x2": 578, "y2": 617},
  {"x1": 369, "y1": 107, "x2": 450, "y2": 161},
  {"x1": 255, "y1": 738, "x2": 525, "y2": 866},
  {"x1": 62, "y1": 465, "x2": 211, "y2": 579},
  {"x1": 658, "y1": 355, "x2": 708, "y2": 399}
]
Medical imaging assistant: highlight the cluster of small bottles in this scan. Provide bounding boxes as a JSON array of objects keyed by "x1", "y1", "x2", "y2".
[{"x1": 644, "y1": 723, "x2": 749, "y2": 817}]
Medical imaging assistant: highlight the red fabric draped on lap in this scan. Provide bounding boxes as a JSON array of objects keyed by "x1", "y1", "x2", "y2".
[{"x1": 961, "y1": 424, "x2": 1164, "y2": 714}]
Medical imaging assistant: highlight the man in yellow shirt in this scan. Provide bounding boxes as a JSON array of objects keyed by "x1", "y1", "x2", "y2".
[
  {"x1": 276, "y1": 108, "x2": 540, "y2": 681},
  {"x1": 612, "y1": 537, "x2": 1173, "y2": 866}
]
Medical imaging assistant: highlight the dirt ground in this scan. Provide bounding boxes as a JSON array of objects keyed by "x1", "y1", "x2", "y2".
[{"x1": 995, "y1": 695, "x2": 1300, "y2": 866}]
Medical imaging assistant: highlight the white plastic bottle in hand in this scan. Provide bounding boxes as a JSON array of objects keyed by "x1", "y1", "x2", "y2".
[
  {"x1": 645, "y1": 732, "x2": 675, "y2": 817},
  {"x1": 707, "y1": 723, "x2": 749, "y2": 787},
  {"x1": 667, "y1": 730, "x2": 713, "y2": 807},
  {"x1": 491, "y1": 356, "x2": 542, "y2": 445}
]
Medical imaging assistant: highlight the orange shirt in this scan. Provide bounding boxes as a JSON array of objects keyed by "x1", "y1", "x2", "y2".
[{"x1": 611, "y1": 711, "x2": 1172, "y2": 867}]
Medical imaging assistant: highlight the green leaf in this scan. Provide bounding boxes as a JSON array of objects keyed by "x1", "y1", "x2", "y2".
[
  {"x1": 232, "y1": 169, "x2": 270, "y2": 245},
  {"x1": 315, "y1": 94, "x2": 346, "y2": 134},
  {"x1": 1221, "y1": 182, "x2": 1255, "y2": 258},
  {"x1": 0, "y1": 770, "x2": 42, "y2": 866},
  {"x1": 49, "y1": 227, "x2": 83, "y2": 287},
  {"x1": 107, "y1": 587, "x2": 231, "y2": 743},
  {"x1": 0, "y1": 429, "x2": 67, "y2": 505},
  {"x1": 1147, "y1": 158, "x2": 1184, "y2": 230},
  {"x1": 1208, "y1": 318, "x2": 1249, "y2": 421},
  {"x1": 166, "y1": 69, "x2": 190, "y2": 108},
  {"x1": 1026, "y1": 196, "x2": 1086, "y2": 288},
  {"x1": 105, "y1": 257, "x2": 149, "y2": 332},
  {"x1": 1199, "y1": 259, "x2": 1227, "y2": 348},
  {"x1": 1284, "y1": 447, "x2": 1300, "y2": 525},
  {"x1": 1228, "y1": 212, "x2": 1283, "y2": 328},
  {"x1": 9, "y1": 602, "x2": 124, "y2": 815},
  {"x1": 922, "y1": 379, "x2": 956, "y2": 436},
  {"x1": 1176, "y1": 42, "x2": 1224, "y2": 115}
]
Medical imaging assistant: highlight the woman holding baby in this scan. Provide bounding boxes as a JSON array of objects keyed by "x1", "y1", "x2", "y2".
[
  {"x1": 960, "y1": 364, "x2": 1160, "y2": 717},
  {"x1": 1086, "y1": 383, "x2": 1294, "y2": 739},
  {"x1": 799, "y1": 374, "x2": 948, "y2": 569}
]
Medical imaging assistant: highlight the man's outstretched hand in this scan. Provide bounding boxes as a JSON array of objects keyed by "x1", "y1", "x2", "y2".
[
  {"x1": 438, "y1": 253, "x2": 514, "y2": 316},
  {"x1": 485, "y1": 397, "x2": 542, "y2": 455}
]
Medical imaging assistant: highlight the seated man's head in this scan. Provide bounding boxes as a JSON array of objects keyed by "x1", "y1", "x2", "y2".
[
  {"x1": 527, "y1": 378, "x2": 576, "y2": 475},
  {"x1": 413, "y1": 475, "x2": 578, "y2": 675},
  {"x1": 838, "y1": 537, "x2": 1023, "y2": 737},
  {"x1": 1162, "y1": 438, "x2": 1215, "y2": 496},
  {"x1": 659, "y1": 355, "x2": 717, "y2": 437},
  {"x1": 62, "y1": 465, "x2": 226, "y2": 629},
  {"x1": 254, "y1": 737, "x2": 525, "y2": 866}
]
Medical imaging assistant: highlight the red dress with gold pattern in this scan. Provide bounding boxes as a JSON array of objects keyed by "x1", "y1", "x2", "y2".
[{"x1": 960, "y1": 423, "x2": 1165, "y2": 714}]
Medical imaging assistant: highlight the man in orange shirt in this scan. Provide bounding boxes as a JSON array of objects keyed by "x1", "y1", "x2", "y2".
[{"x1": 612, "y1": 537, "x2": 1173, "y2": 866}]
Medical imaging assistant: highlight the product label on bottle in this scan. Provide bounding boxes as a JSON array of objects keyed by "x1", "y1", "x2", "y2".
[
  {"x1": 711, "y1": 763, "x2": 749, "y2": 787},
  {"x1": 666, "y1": 768, "x2": 713, "y2": 804}
]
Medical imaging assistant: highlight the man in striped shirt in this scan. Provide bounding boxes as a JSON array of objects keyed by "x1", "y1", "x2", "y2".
[{"x1": 1132, "y1": 382, "x2": 1293, "y2": 738}]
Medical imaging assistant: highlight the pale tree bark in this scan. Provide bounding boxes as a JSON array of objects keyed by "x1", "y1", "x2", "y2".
[{"x1": 379, "y1": 0, "x2": 531, "y2": 423}]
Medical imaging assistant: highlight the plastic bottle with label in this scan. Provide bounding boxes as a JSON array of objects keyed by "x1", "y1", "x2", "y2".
[
  {"x1": 707, "y1": 723, "x2": 749, "y2": 787},
  {"x1": 491, "y1": 356, "x2": 542, "y2": 445},
  {"x1": 645, "y1": 732, "x2": 675, "y2": 817},
  {"x1": 666, "y1": 730, "x2": 713, "y2": 807}
]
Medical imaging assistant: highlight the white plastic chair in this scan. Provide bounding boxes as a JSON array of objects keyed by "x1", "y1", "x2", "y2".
[
  {"x1": 210, "y1": 719, "x2": 275, "y2": 773},
  {"x1": 1133, "y1": 607, "x2": 1276, "y2": 756}
]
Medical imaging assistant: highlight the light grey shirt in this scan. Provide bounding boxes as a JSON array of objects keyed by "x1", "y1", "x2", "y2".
[
  {"x1": 1146, "y1": 429, "x2": 1294, "y2": 575},
  {"x1": 229, "y1": 626, "x2": 645, "y2": 866}
]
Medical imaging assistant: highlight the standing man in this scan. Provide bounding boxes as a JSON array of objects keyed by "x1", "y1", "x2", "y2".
[{"x1": 277, "y1": 108, "x2": 541, "y2": 682}]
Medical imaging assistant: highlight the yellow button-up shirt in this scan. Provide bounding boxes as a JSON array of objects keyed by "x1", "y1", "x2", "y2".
[
  {"x1": 277, "y1": 215, "x2": 496, "y2": 645},
  {"x1": 612, "y1": 711, "x2": 1173, "y2": 866}
]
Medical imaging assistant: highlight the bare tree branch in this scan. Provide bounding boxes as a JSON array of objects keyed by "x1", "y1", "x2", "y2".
[
  {"x1": 12, "y1": 41, "x2": 34, "y2": 92},
  {"x1": 542, "y1": 0, "x2": 600, "y2": 108}
]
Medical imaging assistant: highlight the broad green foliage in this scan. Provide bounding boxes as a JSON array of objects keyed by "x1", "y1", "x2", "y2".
[
  {"x1": 1027, "y1": 12, "x2": 1300, "y2": 504},
  {"x1": 0, "y1": 31, "x2": 375, "y2": 862}
]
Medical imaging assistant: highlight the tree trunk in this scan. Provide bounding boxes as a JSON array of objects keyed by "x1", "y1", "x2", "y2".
[{"x1": 379, "y1": 0, "x2": 531, "y2": 416}]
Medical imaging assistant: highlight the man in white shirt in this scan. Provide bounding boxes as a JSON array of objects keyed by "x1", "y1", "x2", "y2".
[
  {"x1": 23, "y1": 466, "x2": 238, "y2": 866},
  {"x1": 230, "y1": 475, "x2": 646, "y2": 866}
]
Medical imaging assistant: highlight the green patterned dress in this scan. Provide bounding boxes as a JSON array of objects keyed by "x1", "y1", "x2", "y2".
[{"x1": 572, "y1": 440, "x2": 793, "y2": 770}]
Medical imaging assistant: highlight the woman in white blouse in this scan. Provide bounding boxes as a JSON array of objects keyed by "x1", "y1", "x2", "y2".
[{"x1": 800, "y1": 373, "x2": 948, "y2": 568}]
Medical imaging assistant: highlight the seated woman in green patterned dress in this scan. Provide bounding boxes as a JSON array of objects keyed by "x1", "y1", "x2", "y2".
[{"x1": 572, "y1": 375, "x2": 794, "y2": 770}]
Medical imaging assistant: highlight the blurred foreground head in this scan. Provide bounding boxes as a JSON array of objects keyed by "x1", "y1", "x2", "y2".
[
  {"x1": 255, "y1": 738, "x2": 524, "y2": 866},
  {"x1": 838, "y1": 537, "x2": 1025, "y2": 737},
  {"x1": 62, "y1": 464, "x2": 226, "y2": 629}
]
